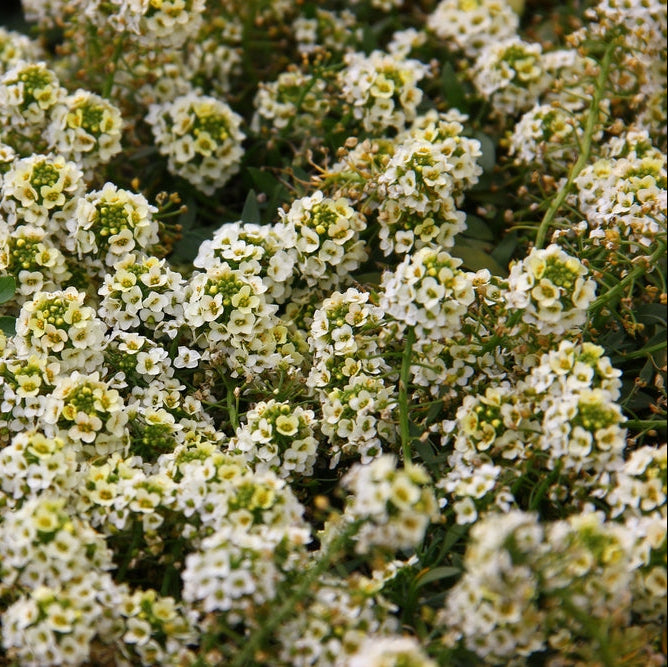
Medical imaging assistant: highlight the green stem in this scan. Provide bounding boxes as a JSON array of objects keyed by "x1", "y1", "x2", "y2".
[
  {"x1": 617, "y1": 340, "x2": 666, "y2": 361},
  {"x1": 161, "y1": 540, "x2": 183, "y2": 597},
  {"x1": 590, "y1": 243, "x2": 666, "y2": 312},
  {"x1": 534, "y1": 41, "x2": 616, "y2": 249},
  {"x1": 557, "y1": 596, "x2": 616, "y2": 667},
  {"x1": 226, "y1": 381, "x2": 239, "y2": 431},
  {"x1": 168, "y1": 335, "x2": 180, "y2": 359},
  {"x1": 229, "y1": 523, "x2": 358, "y2": 667},
  {"x1": 481, "y1": 310, "x2": 523, "y2": 354},
  {"x1": 625, "y1": 419, "x2": 667, "y2": 430},
  {"x1": 117, "y1": 520, "x2": 143, "y2": 582},
  {"x1": 529, "y1": 463, "x2": 561, "y2": 511},
  {"x1": 399, "y1": 327, "x2": 415, "y2": 464},
  {"x1": 102, "y1": 33, "x2": 127, "y2": 99}
]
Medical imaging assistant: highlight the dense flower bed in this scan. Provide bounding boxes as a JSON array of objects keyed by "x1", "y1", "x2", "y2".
[{"x1": 0, "y1": 0, "x2": 666, "y2": 665}]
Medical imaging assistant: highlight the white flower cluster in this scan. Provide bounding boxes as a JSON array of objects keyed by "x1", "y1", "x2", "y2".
[
  {"x1": 46, "y1": 90, "x2": 124, "y2": 174},
  {"x1": 440, "y1": 510, "x2": 666, "y2": 664},
  {"x1": 307, "y1": 287, "x2": 391, "y2": 390},
  {"x1": 307, "y1": 288, "x2": 398, "y2": 465},
  {"x1": 44, "y1": 370, "x2": 129, "y2": 456},
  {"x1": 98, "y1": 252, "x2": 186, "y2": 336},
  {"x1": 472, "y1": 38, "x2": 551, "y2": 115},
  {"x1": 183, "y1": 525, "x2": 298, "y2": 620},
  {"x1": 0, "y1": 495, "x2": 113, "y2": 588},
  {"x1": 185, "y1": 24, "x2": 242, "y2": 97},
  {"x1": 104, "y1": 329, "x2": 176, "y2": 388},
  {"x1": 228, "y1": 399, "x2": 319, "y2": 478},
  {"x1": 0, "y1": 61, "x2": 65, "y2": 133},
  {"x1": 436, "y1": 339, "x2": 629, "y2": 527},
  {"x1": 592, "y1": 0, "x2": 667, "y2": 57},
  {"x1": 573, "y1": 149, "x2": 667, "y2": 251},
  {"x1": 182, "y1": 262, "x2": 286, "y2": 377},
  {"x1": 277, "y1": 191, "x2": 367, "y2": 289},
  {"x1": 323, "y1": 109, "x2": 481, "y2": 256},
  {"x1": 127, "y1": 19, "x2": 242, "y2": 107},
  {"x1": 437, "y1": 451, "x2": 507, "y2": 525},
  {"x1": 65, "y1": 182, "x2": 159, "y2": 273},
  {"x1": 0, "y1": 351, "x2": 56, "y2": 435},
  {"x1": 84, "y1": 0, "x2": 207, "y2": 49},
  {"x1": 252, "y1": 68, "x2": 331, "y2": 139},
  {"x1": 74, "y1": 450, "x2": 173, "y2": 534},
  {"x1": 325, "y1": 136, "x2": 395, "y2": 205},
  {"x1": 570, "y1": 1, "x2": 666, "y2": 138},
  {"x1": 505, "y1": 244, "x2": 597, "y2": 336},
  {"x1": 277, "y1": 576, "x2": 400, "y2": 666},
  {"x1": 14, "y1": 287, "x2": 107, "y2": 373},
  {"x1": 376, "y1": 111, "x2": 481, "y2": 255},
  {"x1": 338, "y1": 50, "x2": 429, "y2": 133},
  {"x1": 427, "y1": 0, "x2": 519, "y2": 58},
  {"x1": 106, "y1": 588, "x2": 197, "y2": 666},
  {"x1": 0, "y1": 27, "x2": 43, "y2": 74},
  {"x1": 146, "y1": 92, "x2": 245, "y2": 195},
  {"x1": 341, "y1": 454, "x2": 438, "y2": 554},
  {"x1": 408, "y1": 333, "x2": 486, "y2": 401},
  {"x1": 451, "y1": 341, "x2": 626, "y2": 481},
  {"x1": 125, "y1": 51, "x2": 194, "y2": 108},
  {"x1": 347, "y1": 636, "x2": 438, "y2": 667},
  {"x1": 0, "y1": 495, "x2": 125, "y2": 665},
  {"x1": 408, "y1": 110, "x2": 483, "y2": 197},
  {"x1": 1, "y1": 533, "x2": 196, "y2": 667},
  {"x1": 541, "y1": 49, "x2": 603, "y2": 112},
  {"x1": 610, "y1": 444, "x2": 667, "y2": 521},
  {"x1": 509, "y1": 104, "x2": 584, "y2": 171},
  {"x1": 0, "y1": 430, "x2": 78, "y2": 510},
  {"x1": 194, "y1": 220, "x2": 297, "y2": 304},
  {"x1": 164, "y1": 444, "x2": 308, "y2": 535},
  {"x1": 0, "y1": 224, "x2": 71, "y2": 305},
  {"x1": 292, "y1": 9, "x2": 360, "y2": 55},
  {"x1": 0, "y1": 154, "x2": 85, "y2": 243},
  {"x1": 380, "y1": 247, "x2": 475, "y2": 341},
  {"x1": 163, "y1": 445, "x2": 312, "y2": 623},
  {"x1": 320, "y1": 373, "x2": 398, "y2": 467}
]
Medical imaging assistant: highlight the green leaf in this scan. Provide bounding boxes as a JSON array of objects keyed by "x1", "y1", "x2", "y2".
[
  {"x1": 171, "y1": 227, "x2": 212, "y2": 263},
  {"x1": 0, "y1": 276, "x2": 16, "y2": 305},
  {"x1": 639, "y1": 358, "x2": 654, "y2": 384},
  {"x1": 241, "y1": 189, "x2": 261, "y2": 225},
  {"x1": 451, "y1": 238, "x2": 507, "y2": 276},
  {"x1": 177, "y1": 198, "x2": 198, "y2": 231},
  {"x1": 412, "y1": 437, "x2": 438, "y2": 466},
  {"x1": 0, "y1": 316, "x2": 16, "y2": 336},
  {"x1": 490, "y1": 231, "x2": 518, "y2": 268},
  {"x1": 602, "y1": 329, "x2": 630, "y2": 361},
  {"x1": 463, "y1": 214, "x2": 494, "y2": 242},
  {"x1": 441, "y1": 62, "x2": 468, "y2": 113},
  {"x1": 247, "y1": 167, "x2": 280, "y2": 195},
  {"x1": 440, "y1": 524, "x2": 467, "y2": 555},
  {"x1": 292, "y1": 167, "x2": 310, "y2": 190},
  {"x1": 625, "y1": 389, "x2": 655, "y2": 411},
  {"x1": 636, "y1": 303, "x2": 667, "y2": 326},
  {"x1": 414, "y1": 566, "x2": 461, "y2": 589},
  {"x1": 128, "y1": 145, "x2": 158, "y2": 161},
  {"x1": 263, "y1": 181, "x2": 291, "y2": 225},
  {"x1": 473, "y1": 131, "x2": 496, "y2": 173},
  {"x1": 352, "y1": 272, "x2": 382, "y2": 288}
]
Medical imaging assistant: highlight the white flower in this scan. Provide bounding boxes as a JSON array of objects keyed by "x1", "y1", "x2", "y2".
[{"x1": 147, "y1": 93, "x2": 245, "y2": 195}]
